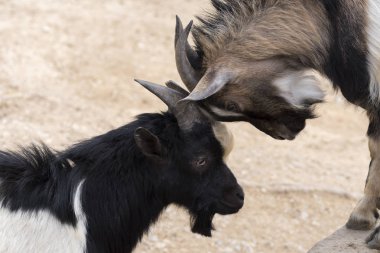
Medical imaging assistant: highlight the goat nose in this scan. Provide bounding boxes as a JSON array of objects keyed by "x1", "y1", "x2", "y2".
[
  {"x1": 235, "y1": 186, "x2": 244, "y2": 201},
  {"x1": 236, "y1": 191, "x2": 244, "y2": 201}
]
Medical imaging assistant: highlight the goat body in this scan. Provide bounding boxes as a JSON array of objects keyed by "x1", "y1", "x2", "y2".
[
  {"x1": 0, "y1": 111, "x2": 243, "y2": 253},
  {"x1": 174, "y1": 1, "x2": 380, "y2": 247}
]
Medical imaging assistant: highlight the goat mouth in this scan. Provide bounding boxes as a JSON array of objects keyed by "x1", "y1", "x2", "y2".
[
  {"x1": 272, "y1": 134, "x2": 286, "y2": 140},
  {"x1": 269, "y1": 130, "x2": 298, "y2": 140},
  {"x1": 190, "y1": 211, "x2": 215, "y2": 237},
  {"x1": 274, "y1": 133, "x2": 296, "y2": 141},
  {"x1": 247, "y1": 119, "x2": 300, "y2": 141},
  {"x1": 217, "y1": 201, "x2": 243, "y2": 215}
]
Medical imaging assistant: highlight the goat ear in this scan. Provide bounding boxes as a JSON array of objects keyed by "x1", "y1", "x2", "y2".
[
  {"x1": 273, "y1": 71, "x2": 324, "y2": 107},
  {"x1": 134, "y1": 127, "x2": 162, "y2": 159}
]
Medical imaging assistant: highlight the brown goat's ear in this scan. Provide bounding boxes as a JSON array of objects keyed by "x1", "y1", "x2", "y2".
[{"x1": 134, "y1": 127, "x2": 162, "y2": 159}]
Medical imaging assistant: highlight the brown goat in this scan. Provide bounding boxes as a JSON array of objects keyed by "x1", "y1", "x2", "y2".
[{"x1": 174, "y1": 0, "x2": 380, "y2": 249}]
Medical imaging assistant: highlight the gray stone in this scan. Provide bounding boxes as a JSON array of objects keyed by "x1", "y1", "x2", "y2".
[{"x1": 308, "y1": 226, "x2": 380, "y2": 253}]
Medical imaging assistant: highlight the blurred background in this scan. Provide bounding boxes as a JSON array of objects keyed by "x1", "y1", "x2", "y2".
[{"x1": 0, "y1": 1, "x2": 371, "y2": 252}]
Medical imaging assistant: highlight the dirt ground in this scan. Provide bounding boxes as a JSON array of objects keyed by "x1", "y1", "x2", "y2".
[{"x1": 0, "y1": 1, "x2": 373, "y2": 252}]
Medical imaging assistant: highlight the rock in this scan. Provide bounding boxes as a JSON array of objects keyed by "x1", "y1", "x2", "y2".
[{"x1": 308, "y1": 226, "x2": 379, "y2": 253}]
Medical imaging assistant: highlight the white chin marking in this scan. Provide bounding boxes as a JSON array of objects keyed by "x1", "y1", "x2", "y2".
[
  {"x1": 0, "y1": 180, "x2": 87, "y2": 253},
  {"x1": 367, "y1": 0, "x2": 380, "y2": 105},
  {"x1": 272, "y1": 70, "x2": 324, "y2": 107},
  {"x1": 212, "y1": 122, "x2": 234, "y2": 161}
]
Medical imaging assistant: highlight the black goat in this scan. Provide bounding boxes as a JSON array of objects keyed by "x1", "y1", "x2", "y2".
[{"x1": 0, "y1": 80, "x2": 244, "y2": 253}]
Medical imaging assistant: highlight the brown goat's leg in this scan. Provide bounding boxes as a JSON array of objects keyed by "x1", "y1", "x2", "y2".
[
  {"x1": 363, "y1": 136, "x2": 380, "y2": 249},
  {"x1": 347, "y1": 132, "x2": 380, "y2": 230}
]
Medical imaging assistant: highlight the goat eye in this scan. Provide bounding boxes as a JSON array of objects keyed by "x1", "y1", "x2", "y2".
[
  {"x1": 196, "y1": 158, "x2": 207, "y2": 167},
  {"x1": 225, "y1": 102, "x2": 240, "y2": 112}
]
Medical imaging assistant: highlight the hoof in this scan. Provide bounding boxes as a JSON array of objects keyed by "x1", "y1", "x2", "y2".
[
  {"x1": 346, "y1": 209, "x2": 378, "y2": 231},
  {"x1": 366, "y1": 227, "x2": 380, "y2": 250}
]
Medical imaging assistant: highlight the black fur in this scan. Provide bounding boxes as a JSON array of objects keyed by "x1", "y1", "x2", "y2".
[
  {"x1": 0, "y1": 145, "x2": 79, "y2": 225},
  {"x1": 320, "y1": 0, "x2": 371, "y2": 107},
  {"x1": 0, "y1": 112, "x2": 243, "y2": 253}
]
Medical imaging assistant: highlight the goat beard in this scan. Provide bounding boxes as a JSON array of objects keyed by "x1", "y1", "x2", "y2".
[{"x1": 190, "y1": 211, "x2": 215, "y2": 237}]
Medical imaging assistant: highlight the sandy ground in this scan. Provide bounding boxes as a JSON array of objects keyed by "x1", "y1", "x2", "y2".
[{"x1": 0, "y1": 1, "x2": 373, "y2": 252}]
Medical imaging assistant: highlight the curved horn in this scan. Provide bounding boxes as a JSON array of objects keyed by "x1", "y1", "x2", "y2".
[
  {"x1": 182, "y1": 70, "x2": 233, "y2": 101},
  {"x1": 135, "y1": 79, "x2": 185, "y2": 109},
  {"x1": 174, "y1": 17, "x2": 202, "y2": 71},
  {"x1": 186, "y1": 44, "x2": 202, "y2": 70},
  {"x1": 135, "y1": 79, "x2": 205, "y2": 131},
  {"x1": 175, "y1": 16, "x2": 202, "y2": 91},
  {"x1": 165, "y1": 80, "x2": 189, "y2": 96}
]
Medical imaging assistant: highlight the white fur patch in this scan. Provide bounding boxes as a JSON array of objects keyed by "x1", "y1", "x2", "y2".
[
  {"x1": 273, "y1": 71, "x2": 324, "y2": 107},
  {"x1": 209, "y1": 105, "x2": 245, "y2": 118},
  {"x1": 0, "y1": 180, "x2": 87, "y2": 253},
  {"x1": 212, "y1": 122, "x2": 234, "y2": 161},
  {"x1": 367, "y1": 0, "x2": 380, "y2": 104}
]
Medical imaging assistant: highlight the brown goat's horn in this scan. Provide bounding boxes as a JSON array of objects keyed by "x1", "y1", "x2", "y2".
[
  {"x1": 174, "y1": 17, "x2": 202, "y2": 71},
  {"x1": 175, "y1": 16, "x2": 202, "y2": 91},
  {"x1": 182, "y1": 70, "x2": 233, "y2": 102},
  {"x1": 135, "y1": 79, "x2": 205, "y2": 131}
]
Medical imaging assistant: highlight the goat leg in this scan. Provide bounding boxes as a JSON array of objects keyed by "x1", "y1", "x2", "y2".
[{"x1": 347, "y1": 116, "x2": 380, "y2": 230}]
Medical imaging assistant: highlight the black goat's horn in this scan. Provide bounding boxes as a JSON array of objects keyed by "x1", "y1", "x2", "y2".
[
  {"x1": 135, "y1": 79, "x2": 205, "y2": 131},
  {"x1": 135, "y1": 79, "x2": 185, "y2": 109},
  {"x1": 175, "y1": 16, "x2": 202, "y2": 91},
  {"x1": 165, "y1": 80, "x2": 189, "y2": 96}
]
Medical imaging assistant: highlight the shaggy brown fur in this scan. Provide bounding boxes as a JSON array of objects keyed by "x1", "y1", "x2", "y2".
[
  {"x1": 175, "y1": 1, "x2": 380, "y2": 248},
  {"x1": 193, "y1": 0, "x2": 330, "y2": 71}
]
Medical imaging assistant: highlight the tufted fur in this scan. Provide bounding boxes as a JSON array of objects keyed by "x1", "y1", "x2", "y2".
[
  {"x1": 178, "y1": 0, "x2": 380, "y2": 248},
  {"x1": 193, "y1": 0, "x2": 330, "y2": 70}
]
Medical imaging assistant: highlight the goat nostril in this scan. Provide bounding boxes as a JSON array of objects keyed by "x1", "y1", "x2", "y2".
[{"x1": 236, "y1": 191, "x2": 244, "y2": 201}]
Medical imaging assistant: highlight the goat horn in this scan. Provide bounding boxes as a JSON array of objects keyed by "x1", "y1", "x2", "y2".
[
  {"x1": 135, "y1": 79, "x2": 205, "y2": 131},
  {"x1": 182, "y1": 70, "x2": 233, "y2": 101},
  {"x1": 135, "y1": 79, "x2": 185, "y2": 109},
  {"x1": 175, "y1": 16, "x2": 202, "y2": 91},
  {"x1": 174, "y1": 16, "x2": 202, "y2": 71},
  {"x1": 165, "y1": 80, "x2": 189, "y2": 96}
]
